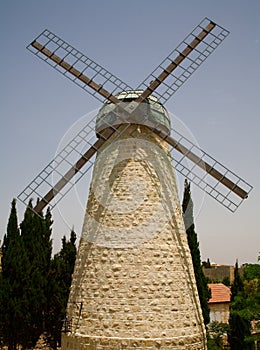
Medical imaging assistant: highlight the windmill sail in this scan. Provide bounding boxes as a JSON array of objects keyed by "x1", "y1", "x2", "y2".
[
  {"x1": 27, "y1": 29, "x2": 132, "y2": 104},
  {"x1": 136, "y1": 17, "x2": 229, "y2": 104},
  {"x1": 18, "y1": 102, "x2": 252, "y2": 213}
]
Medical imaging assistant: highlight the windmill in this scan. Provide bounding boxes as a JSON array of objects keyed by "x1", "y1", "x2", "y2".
[{"x1": 18, "y1": 18, "x2": 252, "y2": 349}]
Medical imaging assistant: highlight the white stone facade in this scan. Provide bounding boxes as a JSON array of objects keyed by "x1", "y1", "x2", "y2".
[{"x1": 62, "y1": 125, "x2": 207, "y2": 349}]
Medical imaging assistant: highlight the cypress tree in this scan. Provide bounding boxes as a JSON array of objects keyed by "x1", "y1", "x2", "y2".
[
  {"x1": 60, "y1": 229, "x2": 77, "y2": 288},
  {"x1": 1, "y1": 200, "x2": 78, "y2": 348},
  {"x1": 19, "y1": 200, "x2": 53, "y2": 347},
  {"x1": 228, "y1": 260, "x2": 252, "y2": 350},
  {"x1": 231, "y1": 259, "x2": 244, "y2": 301},
  {"x1": 182, "y1": 179, "x2": 211, "y2": 325},
  {"x1": 0, "y1": 199, "x2": 30, "y2": 349},
  {"x1": 1, "y1": 199, "x2": 20, "y2": 258},
  {"x1": 46, "y1": 229, "x2": 77, "y2": 348},
  {"x1": 229, "y1": 311, "x2": 251, "y2": 350}
]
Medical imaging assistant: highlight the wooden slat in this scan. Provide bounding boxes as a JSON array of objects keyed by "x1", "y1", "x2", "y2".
[
  {"x1": 135, "y1": 21, "x2": 216, "y2": 103},
  {"x1": 33, "y1": 126, "x2": 118, "y2": 213},
  {"x1": 31, "y1": 41, "x2": 120, "y2": 105},
  {"x1": 154, "y1": 129, "x2": 248, "y2": 199}
]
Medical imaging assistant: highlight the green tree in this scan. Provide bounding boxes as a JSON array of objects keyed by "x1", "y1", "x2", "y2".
[
  {"x1": 0, "y1": 200, "x2": 30, "y2": 349},
  {"x1": 228, "y1": 260, "x2": 259, "y2": 350},
  {"x1": 222, "y1": 276, "x2": 231, "y2": 287},
  {"x1": 0, "y1": 200, "x2": 78, "y2": 348},
  {"x1": 46, "y1": 229, "x2": 77, "y2": 348},
  {"x1": 182, "y1": 179, "x2": 211, "y2": 325},
  {"x1": 207, "y1": 321, "x2": 229, "y2": 349},
  {"x1": 19, "y1": 200, "x2": 53, "y2": 348},
  {"x1": 229, "y1": 309, "x2": 252, "y2": 350},
  {"x1": 231, "y1": 260, "x2": 244, "y2": 301},
  {"x1": 1, "y1": 199, "x2": 20, "y2": 257},
  {"x1": 243, "y1": 263, "x2": 260, "y2": 281}
]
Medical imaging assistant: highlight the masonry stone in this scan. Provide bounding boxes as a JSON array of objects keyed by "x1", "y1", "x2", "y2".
[{"x1": 61, "y1": 124, "x2": 207, "y2": 349}]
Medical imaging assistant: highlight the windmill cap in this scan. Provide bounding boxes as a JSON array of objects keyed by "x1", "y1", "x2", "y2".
[{"x1": 96, "y1": 90, "x2": 171, "y2": 135}]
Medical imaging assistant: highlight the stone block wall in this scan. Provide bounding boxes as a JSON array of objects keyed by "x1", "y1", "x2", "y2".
[
  {"x1": 203, "y1": 265, "x2": 235, "y2": 284},
  {"x1": 62, "y1": 125, "x2": 206, "y2": 349},
  {"x1": 209, "y1": 302, "x2": 230, "y2": 324}
]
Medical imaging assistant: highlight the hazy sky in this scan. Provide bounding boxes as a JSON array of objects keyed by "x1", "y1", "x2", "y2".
[{"x1": 1, "y1": 0, "x2": 259, "y2": 265}]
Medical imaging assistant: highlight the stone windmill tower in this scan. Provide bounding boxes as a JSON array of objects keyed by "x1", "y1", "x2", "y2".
[{"x1": 19, "y1": 18, "x2": 252, "y2": 349}]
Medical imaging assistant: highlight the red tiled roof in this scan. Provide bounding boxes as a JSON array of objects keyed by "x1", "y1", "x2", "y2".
[{"x1": 208, "y1": 283, "x2": 231, "y2": 304}]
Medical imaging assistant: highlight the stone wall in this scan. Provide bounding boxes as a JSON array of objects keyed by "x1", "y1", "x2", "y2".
[
  {"x1": 62, "y1": 125, "x2": 206, "y2": 349},
  {"x1": 209, "y1": 303, "x2": 230, "y2": 324},
  {"x1": 203, "y1": 265, "x2": 234, "y2": 283}
]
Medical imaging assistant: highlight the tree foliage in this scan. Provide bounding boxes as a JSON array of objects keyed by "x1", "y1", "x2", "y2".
[
  {"x1": 46, "y1": 229, "x2": 77, "y2": 348},
  {"x1": 0, "y1": 200, "x2": 77, "y2": 349},
  {"x1": 18, "y1": 201, "x2": 53, "y2": 347},
  {"x1": 228, "y1": 260, "x2": 260, "y2": 349},
  {"x1": 243, "y1": 263, "x2": 260, "y2": 281},
  {"x1": 207, "y1": 321, "x2": 229, "y2": 349},
  {"x1": 182, "y1": 179, "x2": 211, "y2": 325},
  {"x1": 231, "y1": 260, "x2": 244, "y2": 301},
  {"x1": 0, "y1": 199, "x2": 30, "y2": 349}
]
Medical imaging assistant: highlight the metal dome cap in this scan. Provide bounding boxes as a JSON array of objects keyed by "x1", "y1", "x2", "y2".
[{"x1": 96, "y1": 90, "x2": 171, "y2": 135}]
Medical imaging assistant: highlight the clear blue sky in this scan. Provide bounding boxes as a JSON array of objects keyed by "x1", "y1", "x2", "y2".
[{"x1": 1, "y1": 0, "x2": 259, "y2": 265}]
